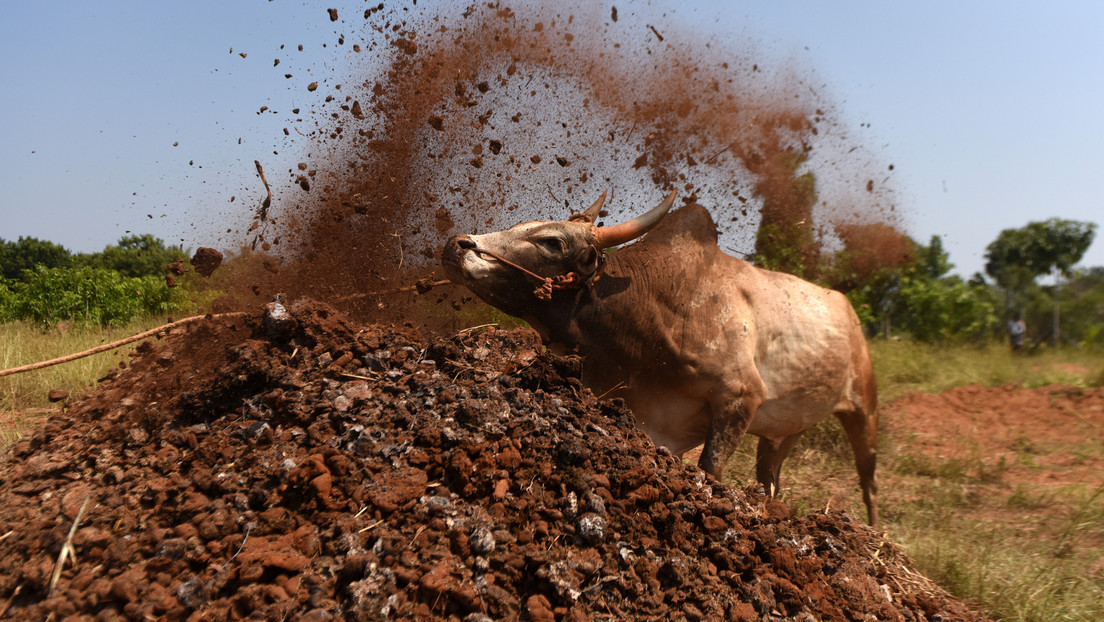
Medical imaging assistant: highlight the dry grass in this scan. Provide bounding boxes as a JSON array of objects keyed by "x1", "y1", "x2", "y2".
[
  {"x1": 0, "y1": 318, "x2": 169, "y2": 444},
  {"x1": 725, "y1": 339, "x2": 1104, "y2": 622},
  {"x1": 870, "y1": 339, "x2": 1104, "y2": 402}
]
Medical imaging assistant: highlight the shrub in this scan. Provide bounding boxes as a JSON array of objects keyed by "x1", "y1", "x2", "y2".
[
  {"x1": 9, "y1": 266, "x2": 186, "y2": 327},
  {"x1": 0, "y1": 279, "x2": 14, "y2": 322},
  {"x1": 894, "y1": 276, "x2": 998, "y2": 343}
]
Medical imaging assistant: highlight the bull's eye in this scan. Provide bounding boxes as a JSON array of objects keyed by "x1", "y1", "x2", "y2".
[{"x1": 535, "y1": 237, "x2": 565, "y2": 254}]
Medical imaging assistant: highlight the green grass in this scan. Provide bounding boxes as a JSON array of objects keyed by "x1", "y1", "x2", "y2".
[
  {"x1": 892, "y1": 484, "x2": 1104, "y2": 622},
  {"x1": 0, "y1": 317, "x2": 172, "y2": 443},
  {"x1": 870, "y1": 338, "x2": 1104, "y2": 402}
]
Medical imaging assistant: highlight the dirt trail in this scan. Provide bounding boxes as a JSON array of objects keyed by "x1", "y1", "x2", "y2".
[{"x1": 0, "y1": 301, "x2": 990, "y2": 621}]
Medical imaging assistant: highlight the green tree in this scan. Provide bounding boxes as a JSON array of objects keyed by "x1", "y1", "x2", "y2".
[
  {"x1": 828, "y1": 223, "x2": 915, "y2": 338},
  {"x1": 916, "y1": 234, "x2": 953, "y2": 280},
  {"x1": 894, "y1": 275, "x2": 997, "y2": 343},
  {"x1": 984, "y1": 219, "x2": 1096, "y2": 308},
  {"x1": 747, "y1": 149, "x2": 819, "y2": 279},
  {"x1": 1048, "y1": 267, "x2": 1104, "y2": 350},
  {"x1": 984, "y1": 218, "x2": 1096, "y2": 347},
  {"x1": 80, "y1": 234, "x2": 188, "y2": 278},
  {"x1": 0, "y1": 278, "x2": 14, "y2": 322},
  {"x1": 837, "y1": 232, "x2": 1000, "y2": 343},
  {"x1": 0, "y1": 236, "x2": 73, "y2": 280},
  {"x1": 10, "y1": 265, "x2": 184, "y2": 327}
]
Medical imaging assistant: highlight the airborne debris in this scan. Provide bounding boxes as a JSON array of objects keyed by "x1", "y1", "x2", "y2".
[
  {"x1": 190, "y1": 247, "x2": 224, "y2": 277},
  {"x1": 254, "y1": 160, "x2": 272, "y2": 220}
]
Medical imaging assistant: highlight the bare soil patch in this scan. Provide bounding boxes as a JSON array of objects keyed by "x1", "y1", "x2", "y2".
[
  {"x1": 881, "y1": 382, "x2": 1104, "y2": 582},
  {"x1": 886, "y1": 383, "x2": 1104, "y2": 491}
]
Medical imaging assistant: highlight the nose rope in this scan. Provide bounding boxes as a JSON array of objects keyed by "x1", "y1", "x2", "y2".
[{"x1": 470, "y1": 247, "x2": 600, "y2": 301}]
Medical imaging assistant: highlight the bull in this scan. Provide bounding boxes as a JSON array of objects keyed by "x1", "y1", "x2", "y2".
[{"x1": 442, "y1": 191, "x2": 879, "y2": 525}]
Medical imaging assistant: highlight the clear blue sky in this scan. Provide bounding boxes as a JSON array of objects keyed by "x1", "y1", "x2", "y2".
[{"x1": 2, "y1": 1, "x2": 1101, "y2": 278}]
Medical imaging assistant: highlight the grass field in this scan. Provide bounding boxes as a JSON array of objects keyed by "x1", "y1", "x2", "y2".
[
  {"x1": 2, "y1": 320, "x2": 1103, "y2": 620},
  {"x1": 869, "y1": 339, "x2": 1104, "y2": 401},
  {"x1": 0, "y1": 317, "x2": 172, "y2": 443}
]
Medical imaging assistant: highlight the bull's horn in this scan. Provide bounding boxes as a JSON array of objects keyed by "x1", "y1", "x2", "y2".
[
  {"x1": 571, "y1": 190, "x2": 608, "y2": 223},
  {"x1": 594, "y1": 190, "x2": 676, "y2": 248}
]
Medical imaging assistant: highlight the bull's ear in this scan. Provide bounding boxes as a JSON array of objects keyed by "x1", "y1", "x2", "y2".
[
  {"x1": 573, "y1": 245, "x2": 601, "y2": 276},
  {"x1": 569, "y1": 190, "x2": 607, "y2": 223}
]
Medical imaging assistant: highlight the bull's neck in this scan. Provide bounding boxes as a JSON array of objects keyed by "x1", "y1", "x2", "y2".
[
  {"x1": 523, "y1": 286, "x2": 596, "y2": 351},
  {"x1": 523, "y1": 251, "x2": 645, "y2": 353}
]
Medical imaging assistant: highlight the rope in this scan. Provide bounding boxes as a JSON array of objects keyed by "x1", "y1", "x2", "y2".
[
  {"x1": 0, "y1": 312, "x2": 246, "y2": 379},
  {"x1": 335, "y1": 279, "x2": 452, "y2": 303},
  {"x1": 470, "y1": 248, "x2": 599, "y2": 301}
]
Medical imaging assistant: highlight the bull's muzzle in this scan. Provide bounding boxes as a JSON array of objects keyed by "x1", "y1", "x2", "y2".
[{"x1": 442, "y1": 235, "x2": 476, "y2": 268}]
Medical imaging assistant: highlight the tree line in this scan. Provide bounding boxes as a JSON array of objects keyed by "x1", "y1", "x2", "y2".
[
  {"x1": 0, "y1": 234, "x2": 192, "y2": 327},
  {"x1": 828, "y1": 223, "x2": 1101, "y2": 349},
  {"x1": 3, "y1": 209, "x2": 1100, "y2": 349},
  {"x1": 747, "y1": 150, "x2": 1099, "y2": 348}
]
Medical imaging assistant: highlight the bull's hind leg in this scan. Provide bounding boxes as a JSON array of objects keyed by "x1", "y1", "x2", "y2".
[
  {"x1": 755, "y1": 433, "x2": 804, "y2": 499},
  {"x1": 835, "y1": 409, "x2": 879, "y2": 526}
]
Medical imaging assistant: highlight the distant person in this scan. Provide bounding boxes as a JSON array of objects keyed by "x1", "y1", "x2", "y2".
[{"x1": 1008, "y1": 313, "x2": 1026, "y2": 352}]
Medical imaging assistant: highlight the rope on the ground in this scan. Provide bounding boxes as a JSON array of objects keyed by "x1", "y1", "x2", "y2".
[{"x1": 0, "y1": 313, "x2": 247, "y2": 379}]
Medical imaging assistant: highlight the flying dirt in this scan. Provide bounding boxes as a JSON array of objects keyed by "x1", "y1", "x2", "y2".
[{"x1": 204, "y1": 1, "x2": 907, "y2": 327}]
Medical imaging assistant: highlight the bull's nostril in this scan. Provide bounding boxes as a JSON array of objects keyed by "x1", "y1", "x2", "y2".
[{"x1": 456, "y1": 236, "x2": 477, "y2": 250}]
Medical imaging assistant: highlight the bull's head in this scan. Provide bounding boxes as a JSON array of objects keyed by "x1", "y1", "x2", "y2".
[{"x1": 442, "y1": 190, "x2": 676, "y2": 316}]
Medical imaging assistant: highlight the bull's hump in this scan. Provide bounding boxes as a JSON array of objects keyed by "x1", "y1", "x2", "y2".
[{"x1": 641, "y1": 204, "x2": 719, "y2": 248}]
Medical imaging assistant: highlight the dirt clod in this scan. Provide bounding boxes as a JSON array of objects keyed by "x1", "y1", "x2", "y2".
[{"x1": 190, "y1": 247, "x2": 223, "y2": 277}]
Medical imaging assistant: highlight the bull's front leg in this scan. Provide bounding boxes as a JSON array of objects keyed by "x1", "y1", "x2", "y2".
[{"x1": 699, "y1": 387, "x2": 764, "y2": 479}]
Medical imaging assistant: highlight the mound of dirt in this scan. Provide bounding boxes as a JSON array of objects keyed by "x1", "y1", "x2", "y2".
[{"x1": 0, "y1": 300, "x2": 989, "y2": 621}]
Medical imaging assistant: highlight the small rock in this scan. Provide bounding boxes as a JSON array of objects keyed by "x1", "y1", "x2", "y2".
[
  {"x1": 47, "y1": 389, "x2": 69, "y2": 402},
  {"x1": 525, "y1": 594, "x2": 555, "y2": 622},
  {"x1": 156, "y1": 538, "x2": 188, "y2": 560},
  {"x1": 109, "y1": 569, "x2": 143, "y2": 603},
  {"x1": 576, "y1": 513, "x2": 606, "y2": 545},
  {"x1": 422, "y1": 495, "x2": 451, "y2": 516},
  {"x1": 61, "y1": 486, "x2": 92, "y2": 520},
  {"x1": 263, "y1": 295, "x2": 295, "y2": 338},
  {"x1": 244, "y1": 421, "x2": 272, "y2": 441},
  {"x1": 584, "y1": 491, "x2": 607, "y2": 516},
  {"x1": 470, "y1": 527, "x2": 496, "y2": 555}
]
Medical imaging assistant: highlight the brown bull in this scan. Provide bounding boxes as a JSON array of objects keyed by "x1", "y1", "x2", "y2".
[{"x1": 442, "y1": 191, "x2": 879, "y2": 525}]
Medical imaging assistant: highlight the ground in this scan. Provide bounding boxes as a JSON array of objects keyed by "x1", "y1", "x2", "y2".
[
  {"x1": 880, "y1": 381, "x2": 1104, "y2": 581},
  {"x1": 0, "y1": 301, "x2": 1016, "y2": 620},
  {"x1": 886, "y1": 382, "x2": 1104, "y2": 494}
]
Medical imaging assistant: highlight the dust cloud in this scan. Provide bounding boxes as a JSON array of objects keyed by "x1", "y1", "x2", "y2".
[{"x1": 214, "y1": 2, "x2": 905, "y2": 326}]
